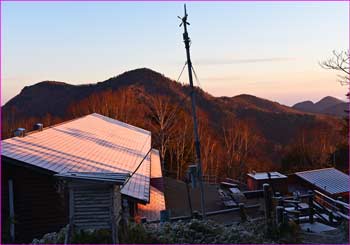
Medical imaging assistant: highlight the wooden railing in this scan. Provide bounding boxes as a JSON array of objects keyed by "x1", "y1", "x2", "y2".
[{"x1": 313, "y1": 190, "x2": 350, "y2": 221}]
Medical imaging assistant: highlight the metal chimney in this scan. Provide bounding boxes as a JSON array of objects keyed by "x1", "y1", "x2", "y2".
[
  {"x1": 13, "y1": 128, "x2": 26, "y2": 137},
  {"x1": 33, "y1": 123, "x2": 43, "y2": 131}
]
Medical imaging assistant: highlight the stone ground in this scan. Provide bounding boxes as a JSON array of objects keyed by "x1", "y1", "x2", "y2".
[
  {"x1": 300, "y1": 229, "x2": 349, "y2": 244},
  {"x1": 299, "y1": 221, "x2": 349, "y2": 244}
]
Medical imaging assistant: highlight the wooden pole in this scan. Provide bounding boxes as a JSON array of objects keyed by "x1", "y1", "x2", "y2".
[
  {"x1": 308, "y1": 190, "x2": 314, "y2": 224},
  {"x1": 263, "y1": 183, "x2": 272, "y2": 222},
  {"x1": 160, "y1": 210, "x2": 170, "y2": 223},
  {"x1": 185, "y1": 180, "x2": 193, "y2": 217},
  {"x1": 276, "y1": 206, "x2": 284, "y2": 226},
  {"x1": 295, "y1": 211, "x2": 300, "y2": 224},
  {"x1": 8, "y1": 179, "x2": 15, "y2": 242},
  {"x1": 328, "y1": 212, "x2": 334, "y2": 224},
  {"x1": 336, "y1": 196, "x2": 345, "y2": 214},
  {"x1": 65, "y1": 188, "x2": 74, "y2": 244},
  {"x1": 263, "y1": 183, "x2": 272, "y2": 233},
  {"x1": 111, "y1": 187, "x2": 117, "y2": 244},
  {"x1": 239, "y1": 203, "x2": 247, "y2": 222}
]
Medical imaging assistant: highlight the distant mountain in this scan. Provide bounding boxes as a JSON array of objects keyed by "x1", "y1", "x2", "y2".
[
  {"x1": 293, "y1": 96, "x2": 348, "y2": 117},
  {"x1": 2, "y1": 68, "x2": 342, "y2": 175},
  {"x1": 320, "y1": 102, "x2": 349, "y2": 116},
  {"x1": 293, "y1": 100, "x2": 316, "y2": 112}
]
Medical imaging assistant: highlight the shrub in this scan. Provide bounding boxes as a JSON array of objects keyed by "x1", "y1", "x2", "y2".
[
  {"x1": 139, "y1": 218, "x2": 299, "y2": 244},
  {"x1": 32, "y1": 226, "x2": 112, "y2": 244},
  {"x1": 32, "y1": 218, "x2": 302, "y2": 244},
  {"x1": 71, "y1": 229, "x2": 112, "y2": 244}
]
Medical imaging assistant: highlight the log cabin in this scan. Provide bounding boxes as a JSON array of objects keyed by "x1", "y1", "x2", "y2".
[{"x1": 1, "y1": 113, "x2": 165, "y2": 242}]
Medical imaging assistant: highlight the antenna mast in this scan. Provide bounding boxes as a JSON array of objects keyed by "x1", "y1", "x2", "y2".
[{"x1": 179, "y1": 4, "x2": 206, "y2": 219}]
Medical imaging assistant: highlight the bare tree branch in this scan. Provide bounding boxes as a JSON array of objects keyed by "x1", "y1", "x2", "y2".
[{"x1": 320, "y1": 50, "x2": 350, "y2": 86}]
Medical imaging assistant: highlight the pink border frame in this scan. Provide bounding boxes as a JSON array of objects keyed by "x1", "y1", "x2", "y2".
[{"x1": 0, "y1": 1, "x2": 349, "y2": 245}]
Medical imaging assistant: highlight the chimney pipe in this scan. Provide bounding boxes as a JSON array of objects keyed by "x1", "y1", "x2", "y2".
[
  {"x1": 13, "y1": 128, "x2": 26, "y2": 137},
  {"x1": 33, "y1": 123, "x2": 43, "y2": 131}
]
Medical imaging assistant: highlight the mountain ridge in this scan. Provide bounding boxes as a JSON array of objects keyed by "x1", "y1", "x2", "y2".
[
  {"x1": 292, "y1": 96, "x2": 347, "y2": 116},
  {"x1": 2, "y1": 68, "x2": 341, "y2": 175}
]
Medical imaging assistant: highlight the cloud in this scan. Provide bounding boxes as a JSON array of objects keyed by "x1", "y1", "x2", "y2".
[
  {"x1": 195, "y1": 57, "x2": 294, "y2": 66},
  {"x1": 201, "y1": 76, "x2": 241, "y2": 82}
]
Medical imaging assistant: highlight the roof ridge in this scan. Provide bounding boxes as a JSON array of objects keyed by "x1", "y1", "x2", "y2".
[
  {"x1": 90, "y1": 113, "x2": 151, "y2": 135},
  {"x1": 295, "y1": 167, "x2": 337, "y2": 174},
  {"x1": 16, "y1": 114, "x2": 90, "y2": 138},
  {"x1": 14, "y1": 113, "x2": 151, "y2": 138}
]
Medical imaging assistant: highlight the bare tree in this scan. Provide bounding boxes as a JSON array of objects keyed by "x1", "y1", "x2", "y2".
[
  {"x1": 172, "y1": 116, "x2": 195, "y2": 180},
  {"x1": 222, "y1": 118, "x2": 259, "y2": 180},
  {"x1": 198, "y1": 118, "x2": 218, "y2": 178},
  {"x1": 147, "y1": 96, "x2": 178, "y2": 170},
  {"x1": 320, "y1": 50, "x2": 349, "y2": 86}
]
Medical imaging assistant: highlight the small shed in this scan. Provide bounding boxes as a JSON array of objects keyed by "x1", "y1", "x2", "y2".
[
  {"x1": 55, "y1": 172, "x2": 129, "y2": 243},
  {"x1": 294, "y1": 168, "x2": 350, "y2": 200},
  {"x1": 247, "y1": 171, "x2": 288, "y2": 194}
]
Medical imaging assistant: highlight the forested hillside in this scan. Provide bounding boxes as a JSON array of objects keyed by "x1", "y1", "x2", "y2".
[{"x1": 2, "y1": 68, "x2": 344, "y2": 179}]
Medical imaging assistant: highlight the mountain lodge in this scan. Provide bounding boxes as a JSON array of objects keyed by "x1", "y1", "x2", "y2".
[{"x1": 1, "y1": 113, "x2": 165, "y2": 242}]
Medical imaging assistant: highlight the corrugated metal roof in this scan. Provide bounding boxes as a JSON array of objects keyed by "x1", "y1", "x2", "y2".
[
  {"x1": 138, "y1": 149, "x2": 165, "y2": 221},
  {"x1": 2, "y1": 113, "x2": 152, "y2": 202},
  {"x1": 150, "y1": 149, "x2": 162, "y2": 178},
  {"x1": 138, "y1": 186, "x2": 166, "y2": 221},
  {"x1": 247, "y1": 171, "x2": 287, "y2": 180},
  {"x1": 295, "y1": 168, "x2": 350, "y2": 195}
]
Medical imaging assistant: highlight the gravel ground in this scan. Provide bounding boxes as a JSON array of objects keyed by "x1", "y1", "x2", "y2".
[
  {"x1": 164, "y1": 177, "x2": 349, "y2": 244},
  {"x1": 300, "y1": 229, "x2": 349, "y2": 244},
  {"x1": 163, "y1": 177, "x2": 262, "y2": 223}
]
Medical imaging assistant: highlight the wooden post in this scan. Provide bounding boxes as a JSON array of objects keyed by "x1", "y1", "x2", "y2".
[
  {"x1": 295, "y1": 211, "x2": 300, "y2": 224},
  {"x1": 69, "y1": 188, "x2": 74, "y2": 225},
  {"x1": 239, "y1": 203, "x2": 247, "y2": 222},
  {"x1": 283, "y1": 212, "x2": 289, "y2": 224},
  {"x1": 193, "y1": 210, "x2": 200, "y2": 219},
  {"x1": 122, "y1": 199, "x2": 130, "y2": 225},
  {"x1": 308, "y1": 190, "x2": 314, "y2": 224},
  {"x1": 276, "y1": 206, "x2": 284, "y2": 226},
  {"x1": 263, "y1": 183, "x2": 272, "y2": 234},
  {"x1": 160, "y1": 210, "x2": 170, "y2": 223},
  {"x1": 8, "y1": 179, "x2": 15, "y2": 242},
  {"x1": 336, "y1": 196, "x2": 345, "y2": 214},
  {"x1": 263, "y1": 183, "x2": 272, "y2": 222},
  {"x1": 328, "y1": 212, "x2": 334, "y2": 224},
  {"x1": 185, "y1": 175, "x2": 193, "y2": 217},
  {"x1": 277, "y1": 197, "x2": 284, "y2": 207},
  {"x1": 110, "y1": 187, "x2": 117, "y2": 244},
  {"x1": 65, "y1": 188, "x2": 74, "y2": 244}
]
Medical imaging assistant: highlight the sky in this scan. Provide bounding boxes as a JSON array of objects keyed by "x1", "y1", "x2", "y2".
[{"x1": 1, "y1": 1, "x2": 349, "y2": 106}]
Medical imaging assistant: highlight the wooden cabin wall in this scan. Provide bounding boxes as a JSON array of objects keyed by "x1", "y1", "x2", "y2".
[
  {"x1": 1, "y1": 163, "x2": 10, "y2": 242},
  {"x1": 113, "y1": 185, "x2": 122, "y2": 223},
  {"x1": 112, "y1": 185, "x2": 122, "y2": 243},
  {"x1": 1, "y1": 161, "x2": 68, "y2": 243}
]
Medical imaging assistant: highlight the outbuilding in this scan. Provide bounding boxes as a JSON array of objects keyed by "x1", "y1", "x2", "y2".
[
  {"x1": 293, "y1": 168, "x2": 350, "y2": 200},
  {"x1": 247, "y1": 171, "x2": 288, "y2": 194}
]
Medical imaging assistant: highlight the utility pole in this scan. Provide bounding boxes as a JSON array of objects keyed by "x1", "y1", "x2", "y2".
[{"x1": 179, "y1": 4, "x2": 206, "y2": 219}]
